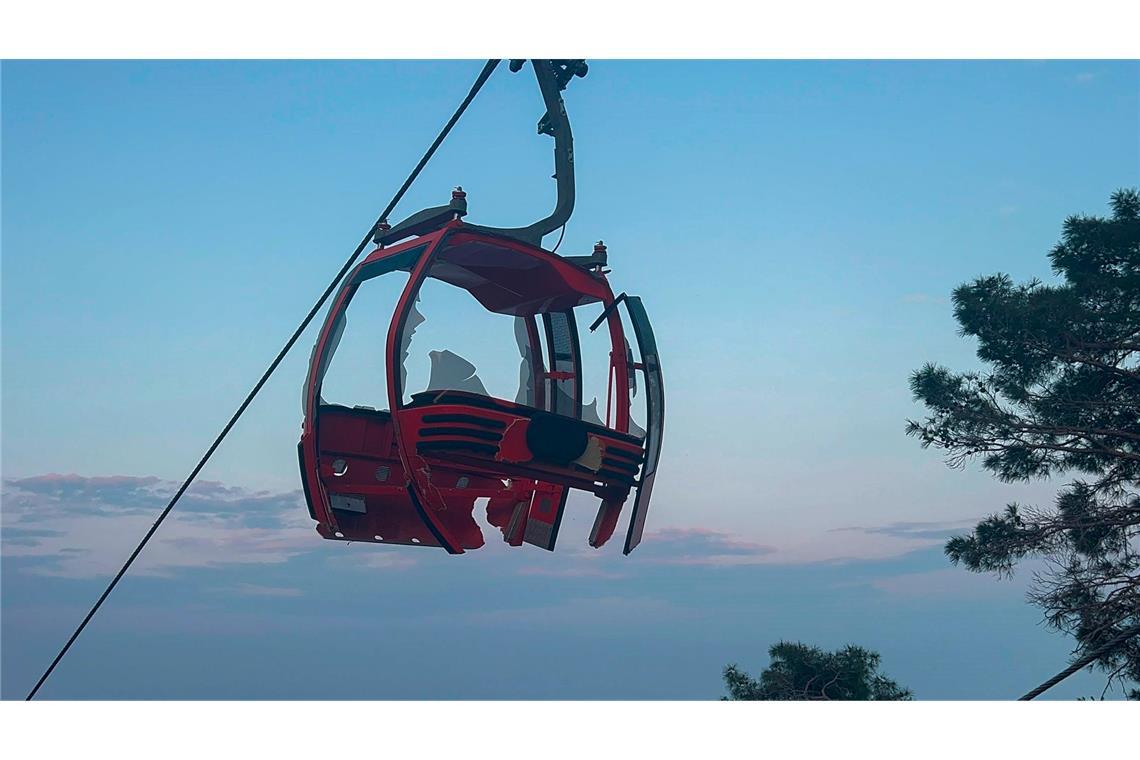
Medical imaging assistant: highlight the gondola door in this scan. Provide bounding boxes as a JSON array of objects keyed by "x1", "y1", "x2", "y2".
[{"x1": 621, "y1": 296, "x2": 664, "y2": 554}]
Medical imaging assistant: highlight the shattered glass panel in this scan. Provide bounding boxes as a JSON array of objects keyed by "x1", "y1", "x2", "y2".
[
  {"x1": 321, "y1": 314, "x2": 347, "y2": 379},
  {"x1": 551, "y1": 384, "x2": 578, "y2": 417},
  {"x1": 401, "y1": 277, "x2": 540, "y2": 407},
  {"x1": 514, "y1": 317, "x2": 538, "y2": 406},
  {"x1": 582, "y1": 397, "x2": 605, "y2": 427},
  {"x1": 627, "y1": 414, "x2": 647, "y2": 439},
  {"x1": 426, "y1": 349, "x2": 490, "y2": 396},
  {"x1": 305, "y1": 311, "x2": 344, "y2": 410},
  {"x1": 399, "y1": 299, "x2": 425, "y2": 394},
  {"x1": 316, "y1": 272, "x2": 409, "y2": 412}
]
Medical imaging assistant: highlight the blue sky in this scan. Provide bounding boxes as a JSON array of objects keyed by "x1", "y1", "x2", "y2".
[{"x1": 2, "y1": 60, "x2": 1138, "y2": 699}]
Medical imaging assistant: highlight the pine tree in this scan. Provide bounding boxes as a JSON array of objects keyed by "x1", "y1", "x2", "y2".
[
  {"x1": 724, "y1": 642, "x2": 912, "y2": 700},
  {"x1": 908, "y1": 188, "x2": 1140, "y2": 698}
]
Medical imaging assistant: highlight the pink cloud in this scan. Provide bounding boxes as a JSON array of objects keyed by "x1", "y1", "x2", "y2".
[
  {"x1": 2, "y1": 474, "x2": 317, "y2": 578},
  {"x1": 2, "y1": 472, "x2": 975, "y2": 581},
  {"x1": 635, "y1": 527, "x2": 777, "y2": 566}
]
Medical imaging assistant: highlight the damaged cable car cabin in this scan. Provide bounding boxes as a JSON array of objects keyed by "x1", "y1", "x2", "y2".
[
  {"x1": 298, "y1": 60, "x2": 663, "y2": 554},
  {"x1": 298, "y1": 216, "x2": 663, "y2": 555}
]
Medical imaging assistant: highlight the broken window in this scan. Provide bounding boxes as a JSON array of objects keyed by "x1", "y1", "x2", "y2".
[
  {"x1": 400, "y1": 277, "x2": 539, "y2": 408},
  {"x1": 315, "y1": 271, "x2": 411, "y2": 412}
]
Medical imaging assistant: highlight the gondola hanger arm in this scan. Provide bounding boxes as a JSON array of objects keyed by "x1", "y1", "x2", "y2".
[{"x1": 378, "y1": 59, "x2": 588, "y2": 249}]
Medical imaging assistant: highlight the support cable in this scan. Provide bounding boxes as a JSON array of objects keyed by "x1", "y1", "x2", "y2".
[
  {"x1": 25, "y1": 58, "x2": 501, "y2": 701},
  {"x1": 1019, "y1": 623, "x2": 1140, "y2": 700}
]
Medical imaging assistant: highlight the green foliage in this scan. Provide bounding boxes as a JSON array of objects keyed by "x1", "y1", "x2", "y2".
[
  {"x1": 723, "y1": 641, "x2": 912, "y2": 700},
  {"x1": 908, "y1": 189, "x2": 1140, "y2": 698}
]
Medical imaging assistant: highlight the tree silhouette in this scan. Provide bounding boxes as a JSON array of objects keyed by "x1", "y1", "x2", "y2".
[
  {"x1": 723, "y1": 641, "x2": 912, "y2": 700},
  {"x1": 908, "y1": 188, "x2": 1140, "y2": 698}
]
